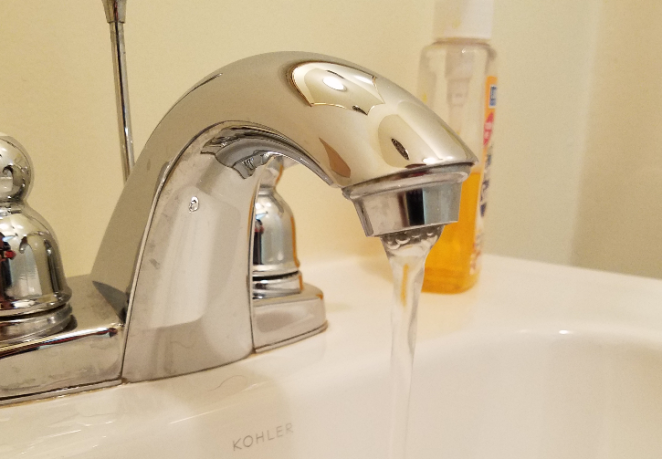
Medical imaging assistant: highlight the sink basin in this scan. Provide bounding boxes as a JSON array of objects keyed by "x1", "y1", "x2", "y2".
[{"x1": 1, "y1": 255, "x2": 662, "y2": 458}]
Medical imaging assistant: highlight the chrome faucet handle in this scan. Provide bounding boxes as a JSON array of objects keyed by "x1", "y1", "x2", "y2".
[
  {"x1": 251, "y1": 156, "x2": 327, "y2": 350},
  {"x1": 0, "y1": 134, "x2": 72, "y2": 343},
  {"x1": 0, "y1": 135, "x2": 121, "y2": 400},
  {"x1": 253, "y1": 157, "x2": 301, "y2": 292}
]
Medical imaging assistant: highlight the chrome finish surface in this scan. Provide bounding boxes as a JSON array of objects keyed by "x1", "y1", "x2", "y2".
[
  {"x1": 291, "y1": 62, "x2": 384, "y2": 114},
  {"x1": 188, "y1": 196, "x2": 199, "y2": 212},
  {"x1": 0, "y1": 275, "x2": 124, "y2": 400},
  {"x1": 0, "y1": 135, "x2": 31, "y2": 202},
  {"x1": 0, "y1": 379, "x2": 120, "y2": 407},
  {"x1": 0, "y1": 134, "x2": 71, "y2": 320},
  {"x1": 253, "y1": 271, "x2": 303, "y2": 298},
  {"x1": 91, "y1": 52, "x2": 476, "y2": 382},
  {"x1": 102, "y1": 0, "x2": 126, "y2": 23},
  {"x1": 103, "y1": 0, "x2": 135, "y2": 181},
  {"x1": 344, "y1": 164, "x2": 469, "y2": 237},
  {"x1": 0, "y1": 304, "x2": 71, "y2": 345},
  {"x1": 253, "y1": 157, "x2": 300, "y2": 278},
  {"x1": 252, "y1": 156, "x2": 326, "y2": 348},
  {"x1": 0, "y1": 134, "x2": 122, "y2": 401},
  {"x1": 253, "y1": 283, "x2": 326, "y2": 351}
]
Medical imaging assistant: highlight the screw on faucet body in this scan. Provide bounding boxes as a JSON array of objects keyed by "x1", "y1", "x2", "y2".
[{"x1": 189, "y1": 197, "x2": 199, "y2": 212}]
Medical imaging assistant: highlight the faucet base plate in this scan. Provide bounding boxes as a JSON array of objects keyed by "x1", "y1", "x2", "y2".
[
  {"x1": 0, "y1": 276, "x2": 125, "y2": 402},
  {"x1": 255, "y1": 321, "x2": 328, "y2": 354},
  {"x1": 253, "y1": 283, "x2": 326, "y2": 351}
]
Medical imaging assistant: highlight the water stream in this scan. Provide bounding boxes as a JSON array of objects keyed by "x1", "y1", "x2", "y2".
[{"x1": 381, "y1": 226, "x2": 443, "y2": 459}]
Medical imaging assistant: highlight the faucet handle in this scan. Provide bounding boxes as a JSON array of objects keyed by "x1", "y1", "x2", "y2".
[
  {"x1": 251, "y1": 157, "x2": 326, "y2": 350},
  {"x1": 253, "y1": 157, "x2": 301, "y2": 293},
  {"x1": 0, "y1": 134, "x2": 71, "y2": 341},
  {"x1": 0, "y1": 133, "x2": 32, "y2": 202}
]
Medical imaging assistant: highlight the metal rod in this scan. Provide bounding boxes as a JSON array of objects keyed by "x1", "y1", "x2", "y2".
[{"x1": 103, "y1": 0, "x2": 135, "y2": 182}]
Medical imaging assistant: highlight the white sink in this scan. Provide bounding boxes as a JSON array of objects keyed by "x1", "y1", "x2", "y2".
[{"x1": 2, "y1": 255, "x2": 662, "y2": 458}]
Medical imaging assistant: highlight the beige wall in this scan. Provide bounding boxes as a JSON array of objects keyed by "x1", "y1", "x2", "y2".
[
  {"x1": 572, "y1": 0, "x2": 662, "y2": 279},
  {"x1": 1, "y1": 1, "x2": 660, "y2": 279},
  {"x1": 485, "y1": 0, "x2": 601, "y2": 265}
]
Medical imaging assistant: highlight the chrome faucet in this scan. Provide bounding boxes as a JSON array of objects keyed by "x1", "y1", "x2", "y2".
[
  {"x1": 0, "y1": 12, "x2": 474, "y2": 401},
  {"x1": 90, "y1": 52, "x2": 475, "y2": 382}
]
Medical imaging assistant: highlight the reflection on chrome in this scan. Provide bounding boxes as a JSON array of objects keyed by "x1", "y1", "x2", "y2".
[
  {"x1": 292, "y1": 61, "x2": 384, "y2": 114},
  {"x1": 322, "y1": 76, "x2": 347, "y2": 91}
]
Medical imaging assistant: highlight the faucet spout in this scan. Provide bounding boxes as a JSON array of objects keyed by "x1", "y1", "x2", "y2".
[{"x1": 92, "y1": 52, "x2": 476, "y2": 382}]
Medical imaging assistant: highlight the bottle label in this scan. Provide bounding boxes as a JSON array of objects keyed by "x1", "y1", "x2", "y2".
[{"x1": 470, "y1": 76, "x2": 497, "y2": 275}]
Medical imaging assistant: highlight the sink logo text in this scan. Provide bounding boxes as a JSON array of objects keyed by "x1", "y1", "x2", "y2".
[{"x1": 233, "y1": 423, "x2": 293, "y2": 451}]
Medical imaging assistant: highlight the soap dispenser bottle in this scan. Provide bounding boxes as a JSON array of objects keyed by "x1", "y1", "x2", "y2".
[{"x1": 418, "y1": 0, "x2": 497, "y2": 293}]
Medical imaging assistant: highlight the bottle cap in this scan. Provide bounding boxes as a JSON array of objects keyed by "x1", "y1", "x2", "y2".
[{"x1": 433, "y1": 0, "x2": 494, "y2": 41}]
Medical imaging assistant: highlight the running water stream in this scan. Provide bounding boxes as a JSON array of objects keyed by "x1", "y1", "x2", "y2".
[{"x1": 381, "y1": 226, "x2": 443, "y2": 459}]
